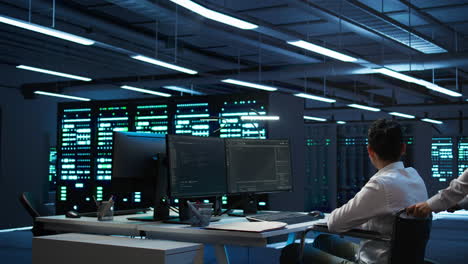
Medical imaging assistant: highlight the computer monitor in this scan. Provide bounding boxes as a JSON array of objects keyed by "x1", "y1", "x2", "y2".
[
  {"x1": 225, "y1": 138, "x2": 293, "y2": 194},
  {"x1": 111, "y1": 131, "x2": 166, "y2": 210},
  {"x1": 167, "y1": 135, "x2": 227, "y2": 198}
]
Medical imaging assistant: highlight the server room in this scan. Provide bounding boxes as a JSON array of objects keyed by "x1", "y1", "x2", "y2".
[{"x1": 0, "y1": 1, "x2": 467, "y2": 264}]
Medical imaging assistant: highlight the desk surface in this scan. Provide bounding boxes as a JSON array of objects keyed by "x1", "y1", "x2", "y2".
[
  {"x1": 141, "y1": 215, "x2": 326, "y2": 247},
  {"x1": 37, "y1": 212, "x2": 327, "y2": 247},
  {"x1": 36, "y1": 213, "x2": 151, "y2": 236}
]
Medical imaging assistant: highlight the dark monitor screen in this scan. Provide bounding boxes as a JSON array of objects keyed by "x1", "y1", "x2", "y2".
[
  {"x1": 167, "y1": 135, "x2": 227, "y2": 198},
  {"x1": 111, "y1": 131, "x2": 166, "y2": 208},
  {"x1": 225, "y1": 138, "x2": 292, "y2": 194}
]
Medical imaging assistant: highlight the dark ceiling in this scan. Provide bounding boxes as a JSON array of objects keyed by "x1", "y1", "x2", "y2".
[{"x1": 0, "y1": 0, "x2": 467, "y2": 119}]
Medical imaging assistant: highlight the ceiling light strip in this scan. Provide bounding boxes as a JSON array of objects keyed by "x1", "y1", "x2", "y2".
[
  {"x1": 121, "y1": 85, "x2": 172, "y2": 97},
  {"x1": 348, "y1": 104, "x2": 381, "y2": 112},
  {"x1": 294, "y1": 93, "x2": 336, "y2": 103},
  {"x1": 0, "y1": 15, "x2": 95, "y2": 45},
  {"x1": 17, "y1": 65, "x2": 92, "y2": 81},
  {"x1": 221, "y1": 79, "x2": 278, "y2": 91},
  {"x1": 374, "y1": 68, "x2": 462, "y2": 97},
  {"x1": 131, "y1": 55, "x2": 198, "y2": 75},
  {"x1": 388, "y1": 112, "x2": 415, "y2": 119},
  {"x1": 162, "y1": 86, "x2": 204, "y2": 95},
  {"x1": 421, "y1": 118, "x2": 443, "y2": 125},
  {"x1": 304, "y1": 116, "x2": 327, "y2": 122},
  {"x1": 169, "y1": 0, "x2": 257, "y2": 30},
  {"x1": 287, "y1": 40, "x2": 357, "y2": 62},
  {"x1": 34, "y1": 91, "x2": 91, "y2": 101}
]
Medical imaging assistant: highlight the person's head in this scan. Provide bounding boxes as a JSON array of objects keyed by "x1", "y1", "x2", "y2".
[{"x1": 367, "y1": 119, "x2": 406, "y2": 169}]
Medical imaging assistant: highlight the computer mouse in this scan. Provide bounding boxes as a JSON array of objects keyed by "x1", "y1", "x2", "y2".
[
  {"x1": 65, "y1": 210, "x2": 81, "y2": 218},
  {"x1": 308, "y1": 210, "x2": 324, "y2": 218}
]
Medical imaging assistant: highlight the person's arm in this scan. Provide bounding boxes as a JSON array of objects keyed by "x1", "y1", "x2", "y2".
[
  {"x1": 451, "y1": 196, "x2": 468, "y2": 211},
  {"x1": 328, "y1": 179, "x2": 388, "y2": 233},
  {"x1": 426, "y1": 169, "x2": 468, "y2": 213}
]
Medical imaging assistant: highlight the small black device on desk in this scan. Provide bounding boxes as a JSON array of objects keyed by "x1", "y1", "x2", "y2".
[{"x1": 246, "y1": 211, "x2": 324, "y2": 225}]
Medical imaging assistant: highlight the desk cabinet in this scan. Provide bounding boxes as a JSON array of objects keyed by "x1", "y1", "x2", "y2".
[{"x1": 33, "y1": 233, "x2": 204, "y2": 264}]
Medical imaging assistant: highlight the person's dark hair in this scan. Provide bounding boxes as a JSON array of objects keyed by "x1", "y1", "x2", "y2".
[{"x1": 368, "y1": 119, "x2": 404, "y2": 162}]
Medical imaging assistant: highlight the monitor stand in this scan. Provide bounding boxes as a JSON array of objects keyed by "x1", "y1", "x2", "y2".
[
  {"x1": 163, "y1": 198, "x2": 221, "y2": 224},
  {"x1": 227, "y1": 194, "x2": 264, "y2": 217}
]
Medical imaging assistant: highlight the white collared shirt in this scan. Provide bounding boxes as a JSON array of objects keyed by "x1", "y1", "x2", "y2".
[
  {"x1": 427, "y1": 168, "x2": 468, "y2": 212},
  {"x1": 328, "y1": 161, "x2": 428, "y2": 264}
]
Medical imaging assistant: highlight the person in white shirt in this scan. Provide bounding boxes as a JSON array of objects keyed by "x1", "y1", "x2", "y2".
[
  {"x1": 407, "y1": 168, "x2": 468, "y2": 217},
  {"x1": 280, "y1": 119, "x2": 428, "y2": 264}
]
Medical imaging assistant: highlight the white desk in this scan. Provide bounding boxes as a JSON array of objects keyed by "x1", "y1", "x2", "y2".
[
  {"x1": 35, "y1": 213, "x2": 150, "y2": 236},
  {"x1": 37, "y1": 212, "x2": 326, "y2": 264},
  {"x1": 33, "y1": 233, "x2": 204, "y2": 264}
]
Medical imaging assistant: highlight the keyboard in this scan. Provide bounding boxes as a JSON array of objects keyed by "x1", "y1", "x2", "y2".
[{"x1": 246, "y1": 211, "x2": 324, "y2": 225}]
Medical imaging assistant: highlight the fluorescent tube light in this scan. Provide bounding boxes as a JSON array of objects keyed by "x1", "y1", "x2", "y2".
[
  {"x1": 162, "y1": 86, "x2": 204, "y2": 95},
  {"x1": 421, "y1": 118, "x2": 443, "y2": 125},
  {"x1": 414, "y1": 79, "x2": 462, "y2": 97},
  {"x1": 304, "y1": 116, "x2": 327, "y2": 122},
  {"x1": 375, "y1": 68, "x2": 462, "y2": 97},
  {"x1": 17, "y1": 65, "x2": 92, "y2": 81},
  {"x1": 287, "y1": 40, "x2": 357, "y2": 62},
  {"x1": 121, "y1": 85, "x2": 172, "y2": 97},
  {"x1": 131, "y1": 55, "x2": 198, "y2": 75},
  {"x1": 294, "y1": 93, "x2": 336, "y2": 103},
  {"x1": 336, "y1": 121, "x2": 346, "y2": 124},
  {"x1": 0, "y1": 15, "x2": 95, "y2": 45},
  {"x1": 240, "y1": 115, "x2": 280, "y2": 121},
  {"x1": 348, "y1": 104, "x2": 381, "y2": 112},
  {"x1": 221, "y1": 79, "x2": 278, "y2": 91},
  {"x1": 169, "y1": 0, "x2": 257, "y2": 30},
  {"x1": 389, "y1": 112, "x2": 415, "y2": 119},
  {"x1": 374, "y1": 68, "x2": 419, "y2": 83},
  {"x1": 34, "y1": 91, "x2": 91, "y2": 101}
]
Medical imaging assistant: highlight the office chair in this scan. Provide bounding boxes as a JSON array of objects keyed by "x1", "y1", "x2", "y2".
[
  {"x1": 292, "y1": 209, "x2": 437, "y2": 264},
  {"x1": 19, "y1": 192, "x2": 54, "y2": 236}
]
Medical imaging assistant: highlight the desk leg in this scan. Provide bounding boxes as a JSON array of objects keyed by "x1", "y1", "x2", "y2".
[{"x1": 214, "y1": 244, "x2": 230, "y2": 264}]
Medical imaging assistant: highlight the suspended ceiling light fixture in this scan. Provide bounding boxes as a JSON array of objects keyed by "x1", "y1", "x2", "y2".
[
  {"x1": 348, "y1": 104, "x2": 381, "y2": 112},
  {"x1": 388, "y1": 112, "x2": 415, "y2": 119},
  {"x1": 294, "y1": 93, "x2": 336, "y2": 103},
  {"x1": 374, "y1": 68, "x2": 462, "y2": 97},
  {"x1": 240, "y1": 115, "x2": 280, "y2": 121},
  {"x1": 421, "y1": 118, "x2": 443, "y2": 125},
  {"x1": 162, "y1": 85, "x2": 204, "y2": 95},
  {"x1": 287, "y1": 40, "x2": 357, "y2": 62},
  {"x1": 303, "y1": 116, "x2": 327, "y2": 122},
  {"x1": 121, "y1": 85, "x2": 172, "y2": 97},
  {"x1": 34, "y1": 91, "x2": 91, "y2": 101},
  {"x1": 169, "y1": 0, "x2": 257, "y2": 30},
  {"x1": 0, "y1": 15, "x2": 95, "y2": 45},
  {"x1": 16, "y1": 65, "x2": 92, "y2": 81},
  {"x1": 336, "y1": 121, "x2": 346, "y2": 124},
  {"x1": 131, "y1": 55, "x2": 198, "y2": 75},
  {"x1": 221, "y1": 79, "x2": 278, "y2": 91}
]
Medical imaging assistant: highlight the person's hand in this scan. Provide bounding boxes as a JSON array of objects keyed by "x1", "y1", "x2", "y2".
[
  {"x1": 447, "y1": 204, "x2": 462, "y2": 213},
  {"x1": 406, "y1": 202, "x2": 432, "y2": 218}
]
